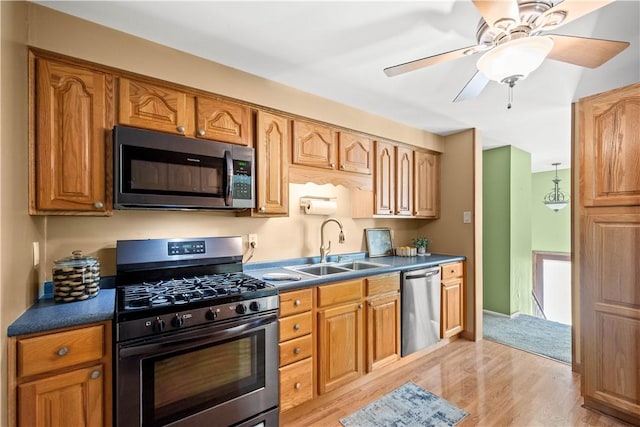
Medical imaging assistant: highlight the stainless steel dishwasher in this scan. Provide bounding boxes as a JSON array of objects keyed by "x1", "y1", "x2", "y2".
[{"x1": 401, "y1": 266, "x2": 441, "y2": 356}]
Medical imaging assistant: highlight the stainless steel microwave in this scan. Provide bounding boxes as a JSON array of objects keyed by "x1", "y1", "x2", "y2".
[{"x1": 114, "y1": 125, "x2": 255, "y2": 210}]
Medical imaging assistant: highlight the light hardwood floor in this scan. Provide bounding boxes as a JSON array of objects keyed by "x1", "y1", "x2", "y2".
[{"x1": 281, "y1": 339, "x2": 630, "y2": 427}]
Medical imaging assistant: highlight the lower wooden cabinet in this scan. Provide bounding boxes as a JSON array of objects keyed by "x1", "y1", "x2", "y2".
[
  {"x1": 365, "y1": 273, "x2": 400, "y2": 372},
  {"x1": 9, "y1": 321, "x2": 112, "y2": 427},
  {"x1": 441, "y1": 262, "x2": 465, "y2": 338},
  {"x1": 279, "y1": 358, "x2": 314, "y2": 412}
]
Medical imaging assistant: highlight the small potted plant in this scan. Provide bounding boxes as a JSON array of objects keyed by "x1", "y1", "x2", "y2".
[{"x1": 412, "y1": 237, "x2": 431, "y2": 255}]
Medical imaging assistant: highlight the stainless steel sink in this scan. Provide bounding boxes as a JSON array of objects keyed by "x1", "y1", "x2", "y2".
[
  {"x1": 335, "y1": 260, "x2": 389, "y2": 270},
  {"x1": 290, "y1": 265, "x2": 351, "y2": 276}
]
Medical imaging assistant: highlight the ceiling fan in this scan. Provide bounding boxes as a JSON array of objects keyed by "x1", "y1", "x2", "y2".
[{"x1": 384, "y1": 0, "x2": 629, "y2": 105}]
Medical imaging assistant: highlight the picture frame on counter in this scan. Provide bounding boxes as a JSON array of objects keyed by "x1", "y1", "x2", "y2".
[{"x1": 365, "y1": 228, "x2": 393, "y2": 257}]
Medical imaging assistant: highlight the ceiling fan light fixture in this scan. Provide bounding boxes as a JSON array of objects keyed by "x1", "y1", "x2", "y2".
[{"x1": 476, "y1": 36, "x2": 554, "y2": 83}]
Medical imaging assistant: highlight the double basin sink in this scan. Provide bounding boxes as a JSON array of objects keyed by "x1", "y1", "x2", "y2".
[{"x1": 284, "y1": 260, "x2": 389, "y2": 277}]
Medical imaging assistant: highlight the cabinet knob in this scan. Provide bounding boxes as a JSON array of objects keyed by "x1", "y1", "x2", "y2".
[
  {"x1": 329, "y1": 163, "x2": 335, "y2": 169},
  {"x1": 294, "y1": 347, "x2": 301, "y2": 355},
  {"x1": 340, "y1": 164, "x2": 345, "y2": 170},
  {"x1": 198, "y1": 129, "x2": 206, "y2": 136},
  {"x1": 177, "y1": 126, "x2": 186, "y2": 133},
  {"x1": 90, "y1": 370, "x2": 101, "y2": 380},
  {"x1": 56, "y1": 347, "x2": 69, "y2": 357},
  {"x1": 295, "y1": 382, "x2": 302, "y2": 390},
  {"x1": 358, "y1": 303, "x2": 363, "y2": 309},
  {"x1": 93, "y1": 201, "x2": 104, "y2": 209},
  {"x1": 259, "y1": 206, "x2": 266, "y2": 213},
  {"x1": 294, "y1": 299, "x2": 301, "y2": 307},
  {"x1": 293, "y1": 323, "x2": 301, "y2": 331}
]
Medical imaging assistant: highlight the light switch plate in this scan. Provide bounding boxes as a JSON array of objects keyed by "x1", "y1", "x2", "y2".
[{"x1": 463, "y1": 211, "x2": 472, "y2": 224}]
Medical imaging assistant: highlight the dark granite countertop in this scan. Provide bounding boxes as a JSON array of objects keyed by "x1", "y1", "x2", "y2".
[
  {"x1": 244, "y1": 252, "x2": 466, "y2": 291},
  {"x1": 7, "y1": 289, "x2": 115, "y2": 337}
]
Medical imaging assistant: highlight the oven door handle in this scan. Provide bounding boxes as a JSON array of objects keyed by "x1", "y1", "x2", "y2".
[
  {"x1": 119, "y1": 314, "x2": 277, "y2": 358},
  {"x1": 224, "y1": 150, "x2": 233, "y2": 206}
]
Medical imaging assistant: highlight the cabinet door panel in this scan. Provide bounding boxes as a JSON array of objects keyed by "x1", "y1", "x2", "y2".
[
  {"x1": 367, "y1": 293, "x2": 400, "y2": 372},
  {"x1": 35, "y1": 59, "x2": 110, "y2": 212},
  {"x1": 395, "y1": 146, "x2": 413, "y2": 216},
  {"x1": 441, "y1": 278, "x2": 463, "y2": 338},
  {"x1": 414, "y1": 150, "x2": 440, "y2": 218},
  {"x1": 375, "y1": 141, "x2": 395, "y2": 215},
  {"x1": 255, "y1": 111, "x2": 289, "y2": 215},
  {"x1": 292, "y1": 120, "x2": 337, "y2": 169},
  {"x1": 338, "y1": 131, "x2": 372, "y2": 174},
  {"x1": 19, "y1": 365, "x2": 104, "y2": 427},
  {"x1": 196, "y1": 96, "x2": 250, "y2": 146}
]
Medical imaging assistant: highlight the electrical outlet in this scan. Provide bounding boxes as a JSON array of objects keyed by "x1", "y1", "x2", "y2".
[{"x1": 248, "y1": 234, "x2": 258, "y2": 248}]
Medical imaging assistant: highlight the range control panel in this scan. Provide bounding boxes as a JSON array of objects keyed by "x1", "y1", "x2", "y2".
[{"x1": 168, "y1": 240, "x2": 206, "y2": 256}]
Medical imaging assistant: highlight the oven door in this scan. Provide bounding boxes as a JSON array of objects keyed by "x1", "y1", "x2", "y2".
[{"x1": 116, "y1": 313, "x2": 278, "y2": 427}]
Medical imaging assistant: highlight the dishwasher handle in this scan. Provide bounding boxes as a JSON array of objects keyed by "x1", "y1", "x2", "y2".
[{"x1": 404, "y1": 268, "x2": 440, "y2": 280}]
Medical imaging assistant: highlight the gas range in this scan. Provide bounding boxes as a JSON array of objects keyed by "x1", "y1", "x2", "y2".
[{"x1": 114, "y1": 236, "x2": 278, "y2": 341}]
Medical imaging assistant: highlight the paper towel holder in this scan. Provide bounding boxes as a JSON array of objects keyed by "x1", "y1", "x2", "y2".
[{"x1": 300, "y1": 196, "x2": 337, "y2": 215}]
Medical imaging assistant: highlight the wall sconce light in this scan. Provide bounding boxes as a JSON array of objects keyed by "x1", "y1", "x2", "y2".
[{"x1": 543, "y1": 163, "x2": 569, "y2": 212}]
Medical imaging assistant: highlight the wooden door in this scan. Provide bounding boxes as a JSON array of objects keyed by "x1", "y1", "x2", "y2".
[
  {"x1": 577, "y1": 82, "x2": 640, "y2": 424},
  {"x1": 19, "y1": 365, "x2": 104, "y2": 427},
  {"x1": 374, "y1": 141, "x2": 395, "y2": 215},
  {"x1": 33, "y1": 58, "x2": 111, "y2": 213},
  {"x1": 414, "y1": 150, "x2": 440, "y2": 218},
  {"x1": 441, "y1": 278, "x2": 464, "y2": 338},
  {"x1": 317, "y1": 302, "x2": 363, "y2": 394},
  {"x1": 292, "y1": 120, "x2": 337, "y2": 169},
  {"x1": 395, "y1": 146, "x2": 413, "y2": 216},
  {"x1": 118, "y1": 78, "x2": 189, "y2": 135},
  {"x1": 338, "y1": 131, "x2": 372, "y2": 174},
  {"x1": 255, "y1": 111, "x2": 289, "y2": 215},
  {"x1": 366, "y1": 293, "x2": 400, "y2": 372},
  {"x1": 195, "y1": 96, "x2": 251, "y2": 146}
]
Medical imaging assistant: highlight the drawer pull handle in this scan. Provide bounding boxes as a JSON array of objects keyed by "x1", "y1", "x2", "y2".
[
  {"x1": 177, "y1": 125, "x2": 186, "y2": 133},
  {"x1": 56, "y1": 347, "x2": 69, "y2": 357},
  {"x1": 90, "y1": 370, "x2": 101, "y2": 379},
  {"x1": 293, "y1": 323, "x2": 301, "y2": 331},
  {"x1": 295, "y1": 382, "x2": 302, "y2": 390},
  {"x1": 294, "y1": 299, "x2": 301, "y2": 307},
  {"x1": 294, "y1": 347, "x2": 301, "y2": 355},
  {"x1": 198, "y1": 129, "x2": 206, "y2": 136}
]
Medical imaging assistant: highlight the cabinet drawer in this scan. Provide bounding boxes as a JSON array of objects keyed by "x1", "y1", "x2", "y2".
[
  {"x1": 279, "y1": 335, "x2": 313, "y2": 367},
  {"x1": 279, "y1": 312, "x2": 312, "y2": 342},
  {"x1": 441, "y1": 262, "x2": 463, "y2": 280},
  {"x1": 18, "y1": 325, "x2": 105, "y2": 378},
  {"x1": 366, "y1": 273, "x2": 400, "y2": 296},
  {"x1": 279, "y1": 358, "x2": 313, "y2": 412},
  {"x1": 317, "y1": 280, "x2": 362, "y2": 308},
  {"x1": 279, "y1": 288, "x2": 313, "y2": 317}
]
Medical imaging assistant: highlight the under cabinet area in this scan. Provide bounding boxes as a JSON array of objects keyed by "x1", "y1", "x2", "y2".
[{"x1": 8, "y1": 321, "x2": 112, "y2": 427}]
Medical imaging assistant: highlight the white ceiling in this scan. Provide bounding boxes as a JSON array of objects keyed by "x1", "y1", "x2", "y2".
[{"x1": 36, "y1": 0, "x2": 640, "y2": 172}]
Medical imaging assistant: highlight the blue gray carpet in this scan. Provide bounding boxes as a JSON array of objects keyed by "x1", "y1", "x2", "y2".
[
  {"x1": 340, "y1": 382, "x2": 468, "y2": 427},
  {"x1": 483, "y1": 311, "x2": 571, "y2": 364}
]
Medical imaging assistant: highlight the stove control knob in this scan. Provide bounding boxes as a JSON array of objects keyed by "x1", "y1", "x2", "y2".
[
  {"x1": 205, "y1": 308, "x2": 218, "y2": 321},
  {"x1": 249, "y1": 301, "x2": 261, "y2": 312},
  {"x1": 171, "y1": 314, "x2": 184, "y2": 328},
  {"x1": 235, "y1": 304, "x2": 247, "y2": 315},
  {"x1": 153, "y1": 317, "x2": 166, "y2": 333}
]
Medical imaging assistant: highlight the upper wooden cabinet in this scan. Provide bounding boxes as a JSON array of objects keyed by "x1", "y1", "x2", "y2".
[
  {"x1": 292, "y1": 120, "x2": 337, "y2": 169},
  {"x1": 255, "y1": 110, "x2": 289, "y2": 216},
  {"x1": 396, "y1": 146, "x2": 413, "y2": 216},
  {"x1": 338, "y1": 131, "x2": 372, "y2": 175},
  {"x1": 31, "y1": 55, "x2": 112, "y2": 214},
  {"x1": 374, "y1": 141, "x2": 414, "y2": 216},
  {"x1": 414, "y1": 150, "x2": 440, "y2": 218},
  {"x1": 118, "y1": 78, "x2": 190, "y2": 136},
  {"x1": 579, "y1": 83, "x2": 640, "y2": 207},
  {"x1": 118, "y1": 78, "x2": 251, "y2": 146}
]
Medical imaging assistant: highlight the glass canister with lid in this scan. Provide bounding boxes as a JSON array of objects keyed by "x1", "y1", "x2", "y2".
[{"x1": 52, "y1": 250, "x2": 100, "y2": 302}]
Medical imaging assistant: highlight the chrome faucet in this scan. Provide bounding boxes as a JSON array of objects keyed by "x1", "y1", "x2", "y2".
[{"x1": 320, "y1": 218, "x2": 345, "y2": 263}]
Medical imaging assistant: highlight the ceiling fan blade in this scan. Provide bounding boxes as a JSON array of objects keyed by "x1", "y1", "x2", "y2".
[
  {"x1": 453, "y1": 71, "x2": 490, "y2": 103},
  {"x1": 537, "y1": 0, "x2": 613, "y2": 29},
  {"x1": 547, "y1": 35, "x2": 629, "y2": 68},
  {"x1": 384, "y1": 45, "x2": 480, "y2": 77},
  {"x1": 472, "y1": 0, "x2": 520, "y2": 27}
]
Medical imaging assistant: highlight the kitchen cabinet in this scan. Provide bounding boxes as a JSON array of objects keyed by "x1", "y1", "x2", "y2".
[
  {"x1": 9, "y1": 321, "x2": 112, "y2": 427},
  {"x1": 254, "y1": 111, "x2": 289, "y2": 216},
  {"x1": 365, "y1": 273, "x2": 400, "y2": 372},
  {"x1": 292, "y1": 119, "x2": 338, "y2": 169},
  {"x1": 30, "y1": 54, "x2": 113, "y2": 214},
  {"x1": 278, "y1": 289, "x2": 314, "y2": 411},
  {"x1": 316, "y1": 279, "x2": 363, "y2": 394},
  {"x1": 119, "y1": 78, "x2": 251, "y2": 145},
  {"x1": 338, "y1": 131, "x2": 372, "y2": 175},
  {"x1": 374, "y1": 141, "x2": 413, "y2": 216},
  {"x1": 441, "y1": 262, "x2": 464, "y2": 338},
  {"x1": 414, "y1": 150, "x2": 440, "y2": 218}
]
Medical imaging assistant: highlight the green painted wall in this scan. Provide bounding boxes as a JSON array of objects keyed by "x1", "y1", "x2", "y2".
[
  {"x1": 482, "y1": 146, "x2": 533, "y2": 315},
  {"x1": 531, "y1": 168, "x2": 571, "y2": 253}
]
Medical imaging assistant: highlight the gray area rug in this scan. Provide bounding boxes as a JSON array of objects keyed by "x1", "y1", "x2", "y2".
[
  {"x1": 483, "y1": 311, "x2": 571, "y2": 364},
  {"x1": 340, "y1": 382, "x2": 468, "y2": 427}
]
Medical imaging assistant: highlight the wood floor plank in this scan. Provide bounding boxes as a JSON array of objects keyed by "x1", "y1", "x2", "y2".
[{"x1": 281, "y1": 339, "x2": 631, "y2": 427}]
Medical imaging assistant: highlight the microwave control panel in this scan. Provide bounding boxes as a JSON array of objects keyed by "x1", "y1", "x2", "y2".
[{"x1": 233, "y1": 160, "x2": 252, "y2": 200}]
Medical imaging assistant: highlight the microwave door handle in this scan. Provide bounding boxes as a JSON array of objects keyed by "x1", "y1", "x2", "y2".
[{"x1": 224, "y1": 150, "x2": 233, "y2": 206}]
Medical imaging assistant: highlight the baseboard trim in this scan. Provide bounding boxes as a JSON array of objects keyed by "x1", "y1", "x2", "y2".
[{"x1": 483, "y1": 309, "x2": 520, "y2": 319}]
